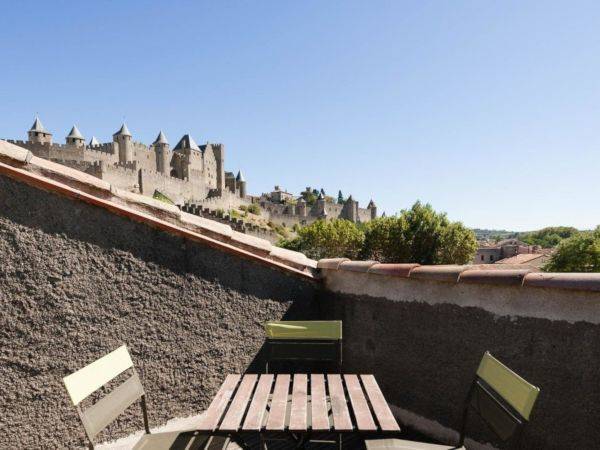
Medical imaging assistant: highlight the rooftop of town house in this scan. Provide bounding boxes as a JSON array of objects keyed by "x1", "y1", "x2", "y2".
[{"x1": 1, "y1": 138, "x2": 600, "y2": 450}]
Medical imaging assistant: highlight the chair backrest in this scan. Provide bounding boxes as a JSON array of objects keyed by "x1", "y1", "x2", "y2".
[
  {"x1": 63, "y1": 345, "x2": 148, "y2": 447},
  {"x1": 459, "y1": 352, "x2": 540, "y2": 446},
  {"x1": 264, "y1": 320, "x2": 343, "y2": 373}
]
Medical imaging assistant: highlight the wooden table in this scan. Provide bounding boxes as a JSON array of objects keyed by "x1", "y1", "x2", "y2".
[{"x1": 197, "y1": 374, "x2": 401, "y2": 449}]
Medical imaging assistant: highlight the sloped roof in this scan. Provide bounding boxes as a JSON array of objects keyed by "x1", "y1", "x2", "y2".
[
  {"x1": 153, "y1": 131, "x2": 168, "y2": 145},
  {"x1": 174, "y1": 134, "x2": 200, "y2": 152},
  {"x1": 236, "y1": 171, "x2": 245, "y2": 182},
  {"x1": 367, "y1": 199, "x2": 376, "y2": 208},
  {"x1": 67, "y1": 125, "x2": 84, "y2": 139},
  {"x1": 113, "y1": 123, "x2": 132, "y2": 137},
  {"x1": 495, "y1": 253, "x2": 549, "y2": 266},
  {"x1": 89, "y1": 136, "x2": 100, "y2": 147},
  {"x1": 29, "y1": 117, "x2": 50, "y2": 134}
]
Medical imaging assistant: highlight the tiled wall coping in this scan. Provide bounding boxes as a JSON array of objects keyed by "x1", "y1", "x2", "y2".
[{"x1": 318, "y1": 258, "x2": 600, "y2": 293}]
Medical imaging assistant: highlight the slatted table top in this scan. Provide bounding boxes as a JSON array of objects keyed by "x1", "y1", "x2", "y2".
[{"x1": 197, "y1": 374, "x2": 401, "y2": 434}]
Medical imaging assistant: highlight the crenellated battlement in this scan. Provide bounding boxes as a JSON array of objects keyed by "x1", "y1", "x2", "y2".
[
  {"x1": 87, "y1": 142, "x2": 114, "y2": 153},
  {"x1": 5, "y1": 118, "x2": 247, "y2": 222},
  {"x1": 114, "y1": 161, "x2": 138, "y2": 173}
]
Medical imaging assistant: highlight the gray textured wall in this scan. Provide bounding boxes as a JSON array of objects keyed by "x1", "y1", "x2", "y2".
[
  {"x1": 0, "y1": 174, "x2": 318, "y2": 448},
  {"x1": 319, "y1": 270, "x2": 600, "y2": 450}
]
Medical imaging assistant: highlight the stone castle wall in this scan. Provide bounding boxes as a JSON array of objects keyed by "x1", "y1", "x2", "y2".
[
  {"x1": 201, "y1": 190, "x2": 252, "y2": 211},
  {"x1": 259, "y1": 199, "x2": 374, "y2": 227},
  {"x1": 139, "y1": 169, "x2": 206, "y2": 203},
  {"x1": 3, "y1": 136, "x2": 241, "y2": 208}
]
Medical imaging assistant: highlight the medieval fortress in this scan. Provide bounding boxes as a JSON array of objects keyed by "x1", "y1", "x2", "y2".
[{"x1": 5, "y1": 118, "x2": 377, "y2": 237}]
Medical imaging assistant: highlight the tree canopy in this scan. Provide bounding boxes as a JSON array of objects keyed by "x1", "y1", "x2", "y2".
[
  {"x1": 278, "y1": 218, "x2": 364, "y2": 260},
  {"x1": 519, "y1": 226, "x2": 579, "y2": 248},
  {"x1": 279, "y1": 201, "x2": 478, "y2": 265},
  {"x1": 543, "y1": 227, "x2": 600, "y2": 272},
  {"x1": 361, "y1": 201, "x2": 477, "y2": 264}
]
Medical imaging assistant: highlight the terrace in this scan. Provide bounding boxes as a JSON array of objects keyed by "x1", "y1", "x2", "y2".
[{"x1": 1, "y1": 139, "x2": 599, "y2": 450}]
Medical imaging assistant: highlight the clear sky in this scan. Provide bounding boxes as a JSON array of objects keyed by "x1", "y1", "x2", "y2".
[{"x1": 1, "y1": 1, "x2": 599, "y2": 231}]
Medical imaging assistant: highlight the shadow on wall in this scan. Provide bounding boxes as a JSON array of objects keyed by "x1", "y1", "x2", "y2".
[
  {"x1": 0, "y1": 174, "x2": 319, "y2": 448},
  {"x1": 0, "y1": 174, "x2": 316, "y2": 302},
  {"x1": 317, "y1": 289, "x2": 600, "y2": 450}
]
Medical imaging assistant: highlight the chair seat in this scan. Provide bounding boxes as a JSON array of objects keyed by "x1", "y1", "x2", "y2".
[
  {"x1": 133, "y1": 431, "x2": 229, "y2": 450},
  {"x1": 365, "y1": 438, "x2": 465, "y2": 450}
]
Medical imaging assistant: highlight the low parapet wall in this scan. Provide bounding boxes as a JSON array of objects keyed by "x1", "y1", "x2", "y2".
[
  {"x1": 0, "y1": 150, "x2": 320, "y2": 448},
  {"x1": 318, "y1": 259, "x2": 600, "y2": 449}
]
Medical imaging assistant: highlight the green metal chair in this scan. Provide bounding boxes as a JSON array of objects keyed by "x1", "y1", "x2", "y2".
[
  {"x1": 262, "y1": 321, "x2": 343, "y2": 449},
  {"x1": 264, "y1": 320, "x2": 343, "y2": 373},
  {"x1": 365, "y1": 352, "x2": 540, "y2": 450},
  {"x1": 63, "y1": 345, "x2": 222, "y2": 450}
]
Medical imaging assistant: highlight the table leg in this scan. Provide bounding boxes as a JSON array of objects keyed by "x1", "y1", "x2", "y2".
[{"x1": 260, "y1": 433, "x2": 266, "y2": 450}]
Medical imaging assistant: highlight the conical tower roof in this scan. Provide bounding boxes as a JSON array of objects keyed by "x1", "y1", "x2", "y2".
[
  {"x1": 113, "y1": 123, "x2": 132, "y2": 137},
  {"x1": 367, "y1": 199, "x2": 376, "y2": 208},
  {"x1": 236, "y1": 171, "x2": 245, "y2": 182},
  {"x1": 67, "y1": 125, "x2": 84, "y2": 139},
  {"x1": 174, "y1": 134, "x2": 200, "y2": 151},
  {"x1": 89, "y1": 136, "x2": 100, "y2": 147},
  {"x1": 30, "y1": 117, "x2": 50, "y2": 133},
  {"x1": 153, "y1": 131, "x2": 168, "y2": 145}
]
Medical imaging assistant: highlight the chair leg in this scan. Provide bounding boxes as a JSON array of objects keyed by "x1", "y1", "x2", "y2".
[{"x1": 140, "y1": 395, "x2": 151, "y2": 434}]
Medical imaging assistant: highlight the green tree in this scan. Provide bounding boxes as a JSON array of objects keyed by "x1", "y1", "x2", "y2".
[
  {"x1": 361, "y1": 215, "x2": 410, "y2": 262},
  {"x1": 337, "y1": 190, "x2": 345, "y2": 204},
  {"x1": 543, "y1": 227, "x2": 600, "y2": 272},
  {"x1": 301, "y1": 191, "x2": 317, "y2": 205},
  {"x1": 362, "y1": 201, "x2": 477, "y2": 264},
  {"x1": 278, "y1": 219, "x2": 364, "y2": 260},
  {"x1": 246, "y1": 204, "x2": 261, "y2": 215},
  {"x1": 519, "y1": 226, "x2": 578, "y2": 248},
  {"x1": 437, "y1": 221, "x2": 479, "y2": 264}
]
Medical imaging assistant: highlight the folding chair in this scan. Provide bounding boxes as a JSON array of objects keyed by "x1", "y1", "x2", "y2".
[
  {"x1": 63, "y1": 345, "x2": 226, "y2": 450},
  {"x1": 264, "y1": 320, "x2": 343, "y2": 373},
  {"x1": 365, "y1": 352, "x2": 540, "y2": 450}
]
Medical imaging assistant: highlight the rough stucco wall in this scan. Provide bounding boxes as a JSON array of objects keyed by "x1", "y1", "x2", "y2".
[
  {"x1": 319, "y1": 272, "x2": 600, "y2": 450},
  {"x1": 0, "y1": 174, "x2": 318, "y2": 449}
]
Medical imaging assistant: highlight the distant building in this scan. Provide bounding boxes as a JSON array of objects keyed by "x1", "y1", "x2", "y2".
[
  {"x1": 257, "y1": 185, "x2": 377, "y2": 228},
  {"x1": 269, "y1": 185, "x2": 295, "y2": 204},
  {"x1": 474, "y1": 239, "x2": 543, "y2": 264}
]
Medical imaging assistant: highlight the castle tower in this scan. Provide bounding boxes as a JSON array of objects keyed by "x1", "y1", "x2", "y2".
[
  {"x1": 236, "y1": 170, "x2": 246, "y2": 198},
  {"x1": 27, "y1": 117, "x2": 52, "y2": 144},
  {"x1": 153, "y1": 131, "x2": 170, "y2": 175},
  {"x1": 65, "y1": 125, "x2": 85, "y2": 147},
  {"x1": 113, "y1": 123, "x2": 133, "y2": 164},
  {"x1": 297, "y1": 197, "x2": 307, "y2": 217},
  {"x1": 343, "y1": 195, "x2": 358, "y2": 222},
  {"x1": 173, "y1": 134, "x2": 199, "y2": 180},
  {"x1": 317, "y1": 191, "x2": 327, "y2": 217},
  {"x1": 367, "y1": 199, "x2": 377, "y2": 220},
  {"x1": 88, "y1": 136, "x2": 100, "y2": 147},
  {"x1": 212, "y1": 143, "x2": 226, "y2": 193}
]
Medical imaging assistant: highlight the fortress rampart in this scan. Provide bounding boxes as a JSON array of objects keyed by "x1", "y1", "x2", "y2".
[
  {"x1": 3, "y1": 119, "x2": 247, "y2": 209},
  {"x1": 5, "y1": 119, "x2": 379, "y2": 233}
]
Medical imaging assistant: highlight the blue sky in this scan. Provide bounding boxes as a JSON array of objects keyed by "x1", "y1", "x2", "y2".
[{"x1": 1, "y1": 1, "x2": 599, "y2": 231}]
